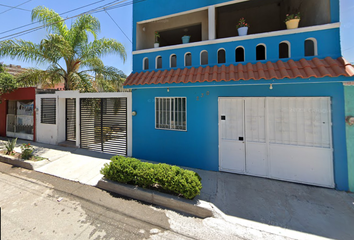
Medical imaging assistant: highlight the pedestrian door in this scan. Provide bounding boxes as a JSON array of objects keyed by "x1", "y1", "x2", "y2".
[
  {"x1": 219, "y1": 97, "x2": 334, "y2": 188},
  {"x1": 66, "y1": 98, "x2": 76, "y2": 141}
]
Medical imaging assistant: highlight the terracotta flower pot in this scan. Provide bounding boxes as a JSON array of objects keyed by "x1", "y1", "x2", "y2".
[{"x1": 286, "y1": 19, "x2": 300, "y2": 29}]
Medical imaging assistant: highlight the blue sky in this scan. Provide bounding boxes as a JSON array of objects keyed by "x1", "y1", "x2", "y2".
[{"x1": 0, "y1": 0, "x2": 353, "y2": 77}]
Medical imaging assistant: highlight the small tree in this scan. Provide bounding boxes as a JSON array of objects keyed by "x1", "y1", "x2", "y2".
[{"x1": 0, "y1": 64, "x2": 18, "y2": 96}]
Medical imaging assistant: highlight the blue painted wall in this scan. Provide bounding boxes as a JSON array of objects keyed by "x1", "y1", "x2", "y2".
[
  {"x1": 133, "y1": 28, "x2": 341, "y2": 72},
  {"x1": 131, "y1": 81, "x2": 349, "y2": 191}
]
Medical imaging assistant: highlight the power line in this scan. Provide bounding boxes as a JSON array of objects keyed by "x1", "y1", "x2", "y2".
[
  {"x1": 0, "y1": 0, "x2": 123, "y2": 40},
  {"x1": 0, "y1": 0, "x2": 33, "y2": 15},
  {"x1": 0, "y1": 3, "x2": 31, "y2": 12},
  {"x1": 104, "y1": 10, "x2": 132, "y2": 43},
  {"x1": 0, "y1": 0, "x2": 107, "y2": 35},
  {"x1": 0, "y1": 0, "x2": 145, "y2": 41}
]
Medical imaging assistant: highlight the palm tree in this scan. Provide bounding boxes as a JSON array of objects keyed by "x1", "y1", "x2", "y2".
[{"x1": 0, "y1": 6, "x2": 127, "y2": 92}]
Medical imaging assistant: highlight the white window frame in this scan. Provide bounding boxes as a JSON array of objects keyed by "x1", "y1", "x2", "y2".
[
  {"x1": 184, "y1": 52, "x2": 192, "y2": 67},
  {"x1": 217, "y1": 48, "x2": 226, "y2": 64},
  {"x1": 235, "y1": 46, "x2": 245, "y2": 62},
  {"x1": 256, "y1": 43, "x2": 267, "y2": 61},
  {"x1": 155, "y1": 55, "x2": 162, "y2": 69},
  {"x1": 279, "y1": 41, "x2": 291, "y2": 58},
  {"x1": 155, "y1": 97, "x2": 187, "y2": 131},
  {"x1": 170, "y1": 54, "x2": 177, "y2": 68},
  {"x1": 305, "y1": 37, "x2": 318, "y2": 56},
  {"x1": 200, "y1": 50, "x2": 208, "y2": 65},
  {"x1": 143, "y1": 57, "x2": 149, "y2": 70}
]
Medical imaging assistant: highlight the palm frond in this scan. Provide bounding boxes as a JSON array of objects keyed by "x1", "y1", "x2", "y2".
[
  {"x1": 67, "y1": 14, "x2": 101, "y2": 50},
  {"x1": 91, "y1": 66, "x2": 126, "y2": 92},
  {"x1": 40, "y1": 34, "x2": 73, "y2": 62},
  {"x1": 16, "y1": 67, "x2": 63, "y2": 88},
  {"x1": 0, "y1": 40, "x2": 49, "y2": 64},
  {"x1": 32, "y1": 6, "x2": 68, "y2": 37},
  {"x1": 68, "y1": 71, "x2": 95, "y2": 92},
  {"x1": 81, "y1": 38, "x2": 126, "y2": 62}
]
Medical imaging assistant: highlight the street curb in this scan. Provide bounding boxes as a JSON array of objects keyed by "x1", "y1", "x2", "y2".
[
  {"x1": 97, "y1": 178, "x2": 214, "y2": 219},
  {"x1": 0, "y1": 154, "x2": 50, "y2": 170}
]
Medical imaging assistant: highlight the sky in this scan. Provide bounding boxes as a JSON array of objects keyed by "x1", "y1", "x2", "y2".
[
  {"x1": 0, "y1": 0, "x2": 133, "y2": 75},
  {"x1": 0, "y1": 0, "x2": 353, "y2": 77}
]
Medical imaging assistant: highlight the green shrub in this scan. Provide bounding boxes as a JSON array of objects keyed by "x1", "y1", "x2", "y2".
[
  {"x1": 5, "y1": 138, "x2": 17, "y2": 155},
  {"x1": 100, "y1": 156, "x2": 202, "y2": 199},
  {"x1": 20, "y1": 143, "x2": 34, "y2": 160}
]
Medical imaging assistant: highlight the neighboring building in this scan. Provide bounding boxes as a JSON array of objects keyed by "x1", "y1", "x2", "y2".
[
  {"x1": 0, "y1": 64, "x2": 64, "y2": 141},
  {"x1": 125, "y1": 0, "x2": 354, "y2": 191}
]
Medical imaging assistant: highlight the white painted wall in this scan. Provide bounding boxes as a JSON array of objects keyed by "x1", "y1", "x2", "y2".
[
  {"x1": 36, "y1": 91, "x2": 133, "y2": 156},
  {"x1": 35, "y1": 94, "x2": 59, "y2": 145}
]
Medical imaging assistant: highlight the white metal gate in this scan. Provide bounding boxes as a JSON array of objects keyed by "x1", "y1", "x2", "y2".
[{"x1": 219, "y1": 97, "x2": 334, "y2": 188}]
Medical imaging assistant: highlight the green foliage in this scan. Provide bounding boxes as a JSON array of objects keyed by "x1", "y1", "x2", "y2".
[
  {"x1": 20, "y1": 143, "x2": 34, "y2": 160},
  {"x1": 4, "y1": 138, "x2": 17, "y2": 155},
  {"x1": 0, "y1": 64, "x2": 18, "y2": 95},
  {"x1": 100, "y1": 156, "x2": 203, "y2": 199},
  {"x1": 0, "y1": 6, "x2": 126, "y2": 92}
]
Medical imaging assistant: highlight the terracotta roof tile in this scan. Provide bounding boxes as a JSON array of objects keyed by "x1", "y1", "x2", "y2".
[{"x1": 125, "y1": 57, "x2": 354, "y2": 86}]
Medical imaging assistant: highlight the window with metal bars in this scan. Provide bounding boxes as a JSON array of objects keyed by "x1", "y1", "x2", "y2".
[
  {"x1": 41, "y1": 98, "x2": 56, "y2": 124},
  {"x1": 155, "y1": 97, "x2": 186, "y2": 130}
]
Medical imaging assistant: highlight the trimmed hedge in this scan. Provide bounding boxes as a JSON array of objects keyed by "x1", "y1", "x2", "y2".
[{"x1": 100, "y1": 156, "x2": 202, "y2": 199}]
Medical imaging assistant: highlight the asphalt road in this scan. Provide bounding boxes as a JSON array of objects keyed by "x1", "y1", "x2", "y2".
[{"x1": 0, "y1": 162, "x2": 295, "y2": 240}]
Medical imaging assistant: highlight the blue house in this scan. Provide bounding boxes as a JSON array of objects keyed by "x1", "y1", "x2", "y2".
[{"x1": 125, "y1": 0, "x2": 354, "y2": 191}]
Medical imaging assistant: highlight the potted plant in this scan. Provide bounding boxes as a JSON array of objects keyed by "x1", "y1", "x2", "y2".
[
  {"x1": 182, "y1": 35, "x2": 191, "y2": 44},
  {"x1": 236, "y1": 18, "x2": 249, "y2": 36},
  {"x1": 154, "y1": 31, "x2": 160, "y2": 48},
  {"x1": 285, "y1": 12, "x2": 301, "y2": 29}
]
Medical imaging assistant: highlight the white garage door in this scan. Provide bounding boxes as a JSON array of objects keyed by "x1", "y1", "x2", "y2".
[{"x1": 219, "y1": 97, "x2": 334, "y2": 188}]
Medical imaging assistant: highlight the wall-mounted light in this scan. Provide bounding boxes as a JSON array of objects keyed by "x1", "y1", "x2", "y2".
[
  {"x1": 167, "y1": 88, "x2": 169, "y2": 92},
  {"x1": 132, "y1": 111, "x2": 137, "y2": 116},
  {"x1": 269, "y1": 84, "x2": 273, "y2": 90},
  {"x1": 346, "y1": 116, "x2": 354, "y2": 125}
]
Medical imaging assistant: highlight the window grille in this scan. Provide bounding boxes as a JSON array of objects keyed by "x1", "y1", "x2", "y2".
[
  {"x1": 155, "y1": 97, "x2": 186, "y2": 130},
  {"x1": 41, "y1": 98, "x2": 56, "y2": 124}
]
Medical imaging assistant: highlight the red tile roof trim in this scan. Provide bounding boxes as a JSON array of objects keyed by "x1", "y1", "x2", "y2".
[{"x1": 124, "y1": 57, "x2": 354, "y2": 86}]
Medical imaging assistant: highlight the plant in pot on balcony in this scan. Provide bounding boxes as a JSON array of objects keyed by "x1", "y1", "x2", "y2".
[
  {"x1": 285, "y1": 12, "x2": 301, "y2": 29},
  {"x1": 237, "y1": 18, "x2": 249, "y2": 36},
  {"x1": 154, "y1": 31, "x2": 160, "y2": 48},
  {"x1": 182, "y1": 35, "x2": 191, "y2": 44}
]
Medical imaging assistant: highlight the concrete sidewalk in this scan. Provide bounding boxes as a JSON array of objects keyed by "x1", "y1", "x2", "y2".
[
  {"x1": 1, "y1": 137, "x2": 354, "y2": 239},
  {"x1": 0, "y1": 138, "x2": 111, "y2": 186}
]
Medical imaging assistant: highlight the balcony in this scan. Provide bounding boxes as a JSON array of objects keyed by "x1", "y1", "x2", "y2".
[
  {"x1": 133, "y1": 0, "x2": 340, "y2": 73},
  {"x1": 136, "y1": 0, "x2": 333, "y2": 51}
]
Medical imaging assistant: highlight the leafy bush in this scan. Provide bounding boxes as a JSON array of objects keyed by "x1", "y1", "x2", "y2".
[
  {"x1": 4, "y1": 138, "x2": 17, "y2": 155},
  {"x1": 20, "y1": 143, "x2": 34, "y2": 160},
  {"x1": 100, "y1": 156, "x2": 202, "y2": 199}
]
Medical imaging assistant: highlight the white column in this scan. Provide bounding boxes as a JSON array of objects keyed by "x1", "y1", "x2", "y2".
[
  {"x1": 127, "y1": 92, "x2": 133, "y2": 157},
  {"x1": 208, "y1": 5, "x2": 216, "y2": 40},
  {"x1": 75, "y1": 97, "x2": 80, "y2": 147}
]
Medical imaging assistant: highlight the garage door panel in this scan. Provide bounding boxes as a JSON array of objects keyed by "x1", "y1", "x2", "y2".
[
  {"x1": 219, "y1": 97, "x2": 333, "y2": 188},
  {"x1": 269, "y1": 144, "x2": 334, "y2": 188},
  {"x1": 220, "y1": 140, "x2": 245, "y2": 173},
  {"x1": 246, "y1": 142, "x2": 267, "y2": 176}
]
